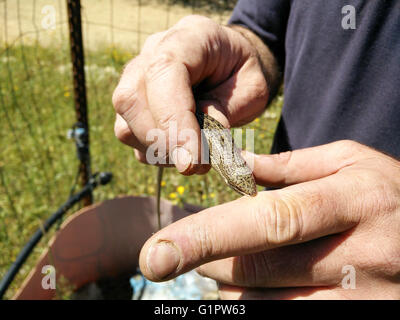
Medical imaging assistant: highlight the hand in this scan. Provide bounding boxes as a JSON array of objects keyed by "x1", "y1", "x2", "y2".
[
  {"x1": 138, "y1": 140, "x2": 400, "y2": 299},
  {"x1": 112, "y1": 15, "x2": 268, "y2": 174}
]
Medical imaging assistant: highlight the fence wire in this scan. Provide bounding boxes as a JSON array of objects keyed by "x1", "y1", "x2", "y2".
[{"x1": 0, "y1": 0, "x2": 238, "y2": 298}]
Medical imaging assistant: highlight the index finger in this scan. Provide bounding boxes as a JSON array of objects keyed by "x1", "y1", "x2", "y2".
[
  {"x1": 144, "y1": 54, "x2": 202, "y2": 175},
  {"x1": 138, "y1": 172, "x2": 362, "y2": 281}
]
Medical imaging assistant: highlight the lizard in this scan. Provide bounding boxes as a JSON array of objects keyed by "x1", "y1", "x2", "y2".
[{"x1": 156, "y1": 110, "x2": 257, "y2": 230}]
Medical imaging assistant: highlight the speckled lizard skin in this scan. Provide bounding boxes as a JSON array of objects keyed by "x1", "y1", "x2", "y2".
[{"x1": 156, "y1": 110, "x2": 257, "y2": 229}]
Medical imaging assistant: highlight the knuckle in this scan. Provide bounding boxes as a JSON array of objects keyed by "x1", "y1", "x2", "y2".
[
  {"x1": 112, "y1": 87, "x2": 138, "y2": 116},
  {"x1": 271, "y1": 151, "x2": 293, "y2": 182},
  {"x1": 121, "y1": 56, "x2": 139, "y2": 75},
  {"x1": 254, "y1": 193, "x2": 303, "y2": 247},
  {"x1": 157, "y1": 111, "x2": 177, "y2": 131},
  {"x1": 358, "y1": 240, "x2": 400, "y2": 280},
  {"x1": 337, "y1": 139, "x2": 358, "y2": 149},
  {"x1": 142, "y1": 32, "x2": 165, "y2": 51},
  {"x1": 246, "y1": 59, "x2": 269, "y2": 103},
  {"x1": 111, "y1": 89, "x2": 123, "y2": 112},
  {"x1": 274, "y1": 150, "x2": 293, "y2": 166},
  {"x1": 173, "y1": 16, "x2": 219, "y2": 42},
  {"x1": 350, "y1": 166, "x2": 397, "y2": 217},
  {"x1": 176, "y1": 15, "x2": 213, "y2": 28},
  {"x1": 114, "y1": 119, "x2": 132, "y2": 144},
  {"x1": 190, "y1": 222, "x2": 215, "y2": 260},
  {"x1": 335, "y1": 139, "x2": 365, "y2": 159},
  {"x1": 145, "y1": 51, "x2": 176, "y2": 82},
  {"x1": 253, "y1": 73, "x2": 269, "y2": 102},
  {"x1": 379, "y1": 244, "x2": 400, "y2": 279},
  {"x1": 134, "y1": 149, "x2": 149, "y2": 164}
]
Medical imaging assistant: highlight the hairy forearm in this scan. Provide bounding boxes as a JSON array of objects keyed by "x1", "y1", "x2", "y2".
[{"x1": 228, "y1": 24, "x2": 282, "y2": 104}]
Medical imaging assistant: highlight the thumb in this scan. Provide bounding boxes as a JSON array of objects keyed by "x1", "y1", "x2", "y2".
[{"x1": 242, "y1": 140, "x2": 368, "y2": 188}]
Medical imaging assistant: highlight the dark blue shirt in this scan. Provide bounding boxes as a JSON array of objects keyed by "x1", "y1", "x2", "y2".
[{"x1": 229, "y1": 0, "x2": 400, "y2": 157}]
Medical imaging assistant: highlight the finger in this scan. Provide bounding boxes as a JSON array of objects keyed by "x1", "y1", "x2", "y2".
[
  {"x1": 114, "y1": 112, "x2": 171, "y2": 166},
  {"x1": 144, "y1": 42, "x2": 203, "y2": 173},
  {"x1": 242, "y1": 140, "x2": 369, "y2": 188},
  {"x1": 114, "y1": 58, "x2": 186, "y2": 167},
  {"x1": 115, "y1": 113, "x2": 181, "y2": 168},
  {"x1": 218, "y1": 283, "x2": 388, "y2": 300},
  {"x1": 114, "y1": 114, "x2": 143, "y2": 150},
  {"x1": 112, "y1": 57, "x2": 158, "y2": 150},
  {"x1": 133, "y1": 149, "x2": 175, "y2": 167},
  {"x1": 197, "y1": 233, "x2": 350, "y2": 288},
  {"x1": 142, "y1": 18, "x2": 257, "y2": 175},
  {"x1": 116, "y1": 113, "x2": 210, "y2": 172},
  {"x1": 197, "y1": 55, "x2": 268, "y2": 127},
  {"x1": 139, "y1": 173, "x2": 362, "y2": 281},
  {"x1": 218, "y1": 284, "x2": 346, "y2": 300},
  {"x1": 134, "y1": 149, "x2": 211, "y2": 174}
]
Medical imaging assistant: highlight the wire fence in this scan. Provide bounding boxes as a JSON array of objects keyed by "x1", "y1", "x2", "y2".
[{"x1": 0, "y1": 0, "x2": 244, "y2": 298}]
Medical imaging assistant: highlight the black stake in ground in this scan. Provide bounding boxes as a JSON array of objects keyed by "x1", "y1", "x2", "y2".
[{"x1": 67, "y1": 0, "x2": 92, "y2": 206}]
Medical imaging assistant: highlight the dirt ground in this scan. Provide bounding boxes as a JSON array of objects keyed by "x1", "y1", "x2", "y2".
[{"x1": 1, "y1": 0, "x2": 231, "y2": 51}]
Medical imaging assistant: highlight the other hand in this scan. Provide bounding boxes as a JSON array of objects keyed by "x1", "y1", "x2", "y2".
[{"x1": 139, "y1": 140, "x2": 400, "y2": 299}]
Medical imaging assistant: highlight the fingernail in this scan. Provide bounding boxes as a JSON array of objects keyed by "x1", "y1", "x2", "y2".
[
  {"x1": 171, "y1": 146, "x2": 192, "y2": 173},
  {"x1": 147, "y1": 241, "x2": 181, "y2": 280}
]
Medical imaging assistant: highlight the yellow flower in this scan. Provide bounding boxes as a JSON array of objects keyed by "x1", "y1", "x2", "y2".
[
  {"x1": 210, "y1": 192, "x2": 215, "y2": 198},
  {"x1": 201, "y1": 194, "x2": 207, "y2": 200},
  {"x1": 147, "y1": 186, "x2": 155, "y2": 194},
  {"x1": 161, "y1": 181, "x2": 166, "y2": 187},
  {"x1": 177, "y1": 186, "x2": 185, "y2": 195},
  {"x1": 123, "y1": 53, "x2": 132, "y2": 60},
  {"x1": 13, "y1": 85, "x2": 18, "y2": 91},
  {"x1": 255, "y1": 118, "x2": 260, "y2": 123},
  {"x1": 112, "y1": 49, "x2": 119, "y2": 60},
  {"x1": 169, "y1": 192, "x2": 177, "y2": 199},
  {"x1": 64, "y1": 91, "x2": 70, "y2": 97}
]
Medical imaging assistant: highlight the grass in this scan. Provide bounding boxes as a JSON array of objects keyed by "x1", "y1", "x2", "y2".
[{"x1": 0, "y1": 23, "x2": 282, "y2": 301}]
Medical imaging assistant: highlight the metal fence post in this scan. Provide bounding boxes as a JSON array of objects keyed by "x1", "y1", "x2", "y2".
[{"x1": 66, "y1": 0, "x2": 92, "y2": 206}]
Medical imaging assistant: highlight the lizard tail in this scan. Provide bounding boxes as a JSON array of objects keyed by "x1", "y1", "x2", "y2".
[{"x1": 156, "y1": 166, "x2": 164, "y2": 231}]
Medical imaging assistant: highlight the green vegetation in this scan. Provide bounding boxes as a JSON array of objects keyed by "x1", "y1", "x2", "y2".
[{"x1": 0, "y1": 42, "x2": 282, "y2": 299}]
